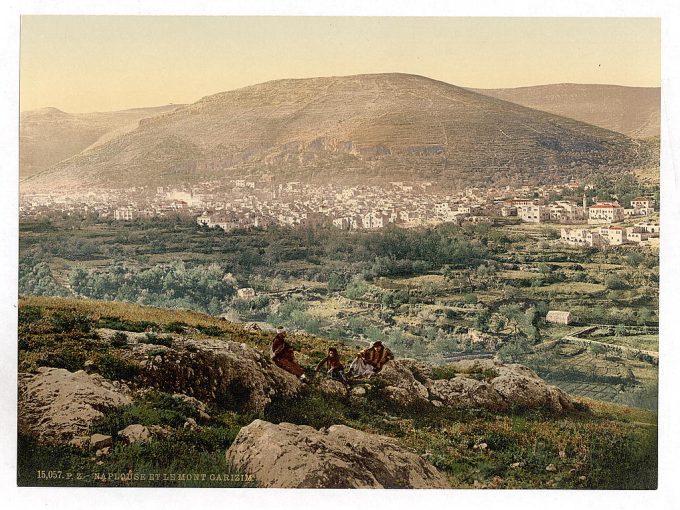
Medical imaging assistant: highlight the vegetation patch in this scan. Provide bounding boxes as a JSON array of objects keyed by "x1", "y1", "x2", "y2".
[{"x1": 139, "y1": 333, "x2": 173, "y2": 347}]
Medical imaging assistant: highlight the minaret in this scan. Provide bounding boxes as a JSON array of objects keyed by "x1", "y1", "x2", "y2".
[{"x1": 582, "y1": 194, "x2": 587, "y2": 210}]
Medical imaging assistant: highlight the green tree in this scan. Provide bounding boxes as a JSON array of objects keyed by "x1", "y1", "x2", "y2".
[
  {"x1": 327, "y1": 272, "x2": 346, "y2": 292},
  {"x1": 475, "y1": 309, "x2": 491, "y2": 333},
  {"x1": 463, "y1": 293, "x2": 478, "y2": 305}
]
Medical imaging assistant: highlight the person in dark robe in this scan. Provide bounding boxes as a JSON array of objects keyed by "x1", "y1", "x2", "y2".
[
  {"x1": 270, "y1": 327, "x2": 307, "y2": 382},
  {"x1": 315, "y1": 347, "x2": 348, "y2": 385}
]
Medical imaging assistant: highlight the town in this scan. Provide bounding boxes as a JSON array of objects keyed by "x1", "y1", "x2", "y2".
[{"x1": 20, "y1": 178, "x2": 659, "y2": 249}]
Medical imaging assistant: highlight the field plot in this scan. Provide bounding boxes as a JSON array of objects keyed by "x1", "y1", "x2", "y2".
[
  {"x1": 524, "y1": 343, "x2": 657, "y2": 409},
  {"x1": 19, "y1": 217, "x2": 659, "y2": 408}
]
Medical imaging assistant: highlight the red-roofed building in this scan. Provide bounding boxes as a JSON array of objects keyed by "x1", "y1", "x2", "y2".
[
  {"x1": 588, "y1": 202, "x2": 625, "y2": 224},
  {"x1": 631, "y1": 197, "x2": 655, "y2": 210}
]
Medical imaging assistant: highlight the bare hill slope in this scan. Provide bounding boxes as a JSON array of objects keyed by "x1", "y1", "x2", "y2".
[
  {"x1": 471, "y1": 84, "x2": 660, "y2": 138},
  {"x1": 22, "y1": 74, "x2": 646, "y2": 191},
  {"x1": 20, "y1": 104, "x2": 183, "y2": 178}
]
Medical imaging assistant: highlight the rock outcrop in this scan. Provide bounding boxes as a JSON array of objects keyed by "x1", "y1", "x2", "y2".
[
  {"x1": 131, "y1": 337, "x2": 302, "y2": 414},
  {"x1": 226, "y1": 420, "x2": 450, "y2": 488},
  {"x1": 18, "y1": 367, "x2": 132, "y2": 444},
  {"x1": 377, "y1": 360, "x2": 430, "y2": 408},
  {"x1": 374, "y1": 358, "x2": 574, "y2": 414}
]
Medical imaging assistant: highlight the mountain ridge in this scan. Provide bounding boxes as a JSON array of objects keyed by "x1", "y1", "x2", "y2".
[
  {"x1": 20, "y1": 104, "x2": 185, "y2": 179},
  {"x1": 22, "y1": 73, "x2": 649, "y2": 191},
  {"x1": 471, "y1": 83, "x2": 660, "y2": 138}
]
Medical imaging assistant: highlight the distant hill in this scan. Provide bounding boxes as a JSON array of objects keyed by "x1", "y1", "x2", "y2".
[
  {"x1": 21, "y1": 74, "x2": 648, "y2": 192},
  {"x1": 471, "y1": 84, "x2": 660, "y2": 139},
  {"x1": 20, "y1": 104, "x2": 183, "y2": 178}
]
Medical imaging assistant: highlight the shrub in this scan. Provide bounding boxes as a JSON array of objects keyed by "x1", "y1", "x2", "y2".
[
  {"x1": 140, "y1": 333, "x2": 173, "y2": 347},
  {"x1": 94, "y1": 353, "x2": 139, "y2": 380},
  {"x1": 43, "y1": 346, "x2": 88, "y2": 372},
  {"x1": 50, "y1": 311, "x2": 92, "y2": 333},
  {"x1": 605, "y1": 275, "x2": 630, "y2": 291},
  {"x1": 195, "y1": 325, "x2": 223, "y2": 337},
  {"x1": 164, "y1": 321, "x2": 188, "y2": 333},
  {"x1": 18, "y1": 306, "x2": 43, "y2": 325},
  {"x1": 462, "y1": 293, "x2": 478, "y2": 305},
  {"x1": 110, "y1": 331, "x2": 129, "y2": 348},
  {"x1": 344, "y1": 280, "x2": 368, "y2": 300},
  {"x1": 430, "y1": 365, "x2": 459, "y2": 380}
]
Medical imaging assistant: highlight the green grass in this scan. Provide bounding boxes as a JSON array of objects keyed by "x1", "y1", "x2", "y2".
[
  {"x1": 18, "y1": 390, "x2": 251, "y2": 487},
  {"x1": 17, "y1": 297, "x2": 658, "y2": 489},
  {"x1": 263, "y1": 385, "x2": 657, "y2": 489},
  {"x1": 17, "y1": 435, "x2": 254, "y2": 487}
]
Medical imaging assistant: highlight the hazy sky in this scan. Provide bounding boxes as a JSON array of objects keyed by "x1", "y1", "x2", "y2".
[{"x1": 20, "y1": 16, "x2": 660, "y2": 113}]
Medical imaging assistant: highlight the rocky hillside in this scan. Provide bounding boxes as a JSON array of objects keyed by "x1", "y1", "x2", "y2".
[
  {"x1": 20, "y1": 104, "x2": 182, "y2": 178},
  {"x1": 472, "y1": 84, "x2": 660, "y2": 139},
  {"x1": 21, "y1": 74, "x2": 648, "y2": 192},
  {"x1": 17, "y1": 296, "x2": 657, "y2": 489}
]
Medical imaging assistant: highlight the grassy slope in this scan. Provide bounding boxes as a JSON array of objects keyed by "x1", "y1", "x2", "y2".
[{"x1": 17, "y1": 296, "x2": 657, "y2": 489}]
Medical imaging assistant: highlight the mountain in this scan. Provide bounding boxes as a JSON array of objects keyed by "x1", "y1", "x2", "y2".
[
  {"x1": 21, "y1": 74, "x2": 648, "y2": 192},
  {"x1": 20, "y1": 104, "x2": 183, "y2": 178},
  {"x1": 471, "y1": 84, "x2": 660, "y2": 139}
]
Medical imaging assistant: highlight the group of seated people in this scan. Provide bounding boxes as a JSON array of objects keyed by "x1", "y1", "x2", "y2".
[{"x1": 269, "y1": 326, "x2": 394, "y2": 385}]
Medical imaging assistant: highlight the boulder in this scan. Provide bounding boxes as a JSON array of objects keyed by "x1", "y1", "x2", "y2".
[
  {"x1": 172, "y1": 393, "x2": 211, "y2": 421},
  {"x1": 133, "y1": 337, "x2": 301, "y2": 413},
  {"x1": 18, "y1": 367, "x2": 133, "y2": 445},
  {"x1": 491, "y1": 372, "x2": 574, "y2": 413},
  {"x1": 378, "y1": 359, "x2": 575, "y2": 414},
  {"x1": 376, "y1": 360, "x2": 430, "y2": 408},
  {"x1": 397, "y1": 358, "x2": 433, "y2": 382},
  {"x1": 428, "y1": 376, "x2": 508, "y2": 411},
  {"x1": 117, "y1": 424, "x2": 151, "y2": 444},
  {"x1": 226, "y1": 420, "x2": 450, "y2": 488},
  {"x1": 90, "y1": 434, "x2": 113, "y2": 449}
]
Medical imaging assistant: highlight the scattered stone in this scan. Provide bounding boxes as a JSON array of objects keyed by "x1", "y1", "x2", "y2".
[
  {"x1": 350, "y1": 386, "x2": 367, "y2": 398},
  {"x1": 95, "y1": 447, "x2": 111, "y2": 457},
  {"x1": 226, "y1": 419, "x2": 450, "y2": 488},
  {"x1": 473, "y1": 442, "x2": 488, "y2": 451},
  {"x1": 183, "y1": 418, "x2": 199, "y2": 431},
  {"x1": 510, "y1": 462, "x2": 522, "y2": 469},
  {"x1": 172, "y1": 393, "x2": 211, "y2": 421},
  {"x1": 579, "y1": 475, "x2": 586, "y2": 481},
  {"x1": 545, "y1": 463, "x2": 557, "y2": 472},
  {"x1": 488, "y1": 476, "x2": 503, "y2": 489},
  {"x1": 90, "y1": 434, "x2": 112, "y2": 449},
  {"x1": 18, "y1": 367, "x2": 132, "y2": 445},
  {"x1": 147, "y1": 425, "x2": 173, "y2": 439},
  {"x1": 118, "y1": 424, "x2": 151, "y2": 444}
]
